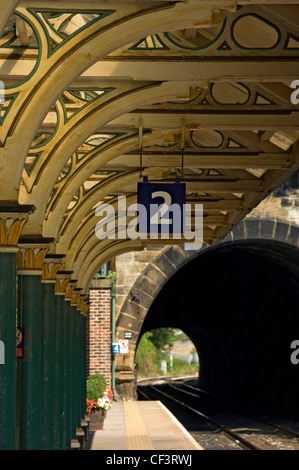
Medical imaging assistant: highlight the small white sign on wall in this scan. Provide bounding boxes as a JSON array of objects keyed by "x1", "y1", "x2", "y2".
[{"x1": 118, "y1": 339, "x2": 129, "y2": 354}]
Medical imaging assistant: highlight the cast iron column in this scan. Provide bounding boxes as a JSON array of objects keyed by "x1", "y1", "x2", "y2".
[
  {"x1": 18, "y1": 273, "x2": 42, "y2": 450},
  {"x1": 64, "y1": 279, "x2": 77, "y2": 449},
  {"x1": 78, "y1": 298, "x2": 88, "y2": 420},
  {"x1": 0, "y1": 206, "x2": 34, "y2": 450},
  {"x1": 17, "y1": 240, "x2": 51, "y2": 450},
  {"x1": 70, "y1": 289, "x2": 83, "y2": 435},
  {"x1": 41, "y1": 255, "x2": 64, "y2": 450},
  {"x1": 0, "y1": 252, "x2": 17, "y2": 449},
  {"x1": 54, "y1": 272, "x2": 73, "y2": 450},
  {"x1": 54, "y1": 292, "x2": 66, "y2": 449}
]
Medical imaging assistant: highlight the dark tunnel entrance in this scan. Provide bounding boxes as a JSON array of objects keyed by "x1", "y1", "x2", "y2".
[{"x1": 139, "y1": 239, "x2": 299, "y2": 415}]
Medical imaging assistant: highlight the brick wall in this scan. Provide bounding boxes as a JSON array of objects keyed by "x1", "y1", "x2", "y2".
[{"x1": 88, "y1": 287, "x2": 112, "y2": 387}]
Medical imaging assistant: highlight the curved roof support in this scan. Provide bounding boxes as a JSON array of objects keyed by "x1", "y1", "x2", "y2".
[
  {"x1": 80, "y1": 239, "x2": 145, "y2": 293},
  {"x1": 20, "y1": 80, "x2": 206, "y2": 235},
  {"x1": 2, "y1": 1, "x2": 233, "y2": 199},
  {"x1": 51, "y1": 168, "x2": 163, "y2": 251},
  {"x1": 42, "y1": 130, "x2": 175, "y2": 237},
  {"x1": 0, "y1": 1, "x2": 18, "y2": 36},
  {"x1": 70, "y1": 221, "x2": 190, "y2": 282},
  {"x1": 63, "y1": 195, "x2": 137, "y2": 270}
]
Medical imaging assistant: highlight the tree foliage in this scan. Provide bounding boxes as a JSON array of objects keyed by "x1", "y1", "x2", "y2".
[
  {"x1": 135, "y1": 332, "x2": 158, "y2": 376},
  {"x1": 135, "y1": 328, "x2": 198, "y2": 377},
  {"x1": 147, "y1": 327, "x2": 177, "y2": 350}
]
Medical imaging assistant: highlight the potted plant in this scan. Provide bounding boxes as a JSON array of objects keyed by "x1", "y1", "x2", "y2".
[{"x1": 86, "y1": 374, "x2": 113, "y2": 429}]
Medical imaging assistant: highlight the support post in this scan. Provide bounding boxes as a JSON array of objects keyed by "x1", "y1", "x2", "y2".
[
  {"x1": 0, "y1": 206, "x2": 34, "y2": 450},
  {"x1": 111, "y1": 288, "x2": 116, "y2": 397},
  {"x1": 41, "y1": 255, "x2": 64, "y2": 450},
  {"x1": 55, "y1": 271, "x2": 73, "y2": 450},
  {"x1": 71, "y1": 289, "x2": 84, "y2": 431},
  {"x1": 80, "y1": 300, "x2": 88, "y2": 418},
  {"x1": 17, "y1": 274, "x2": 42, "y2": 450},
  {"x1": 0, "y1": 252, "x2": 17, "y2": 449},
  {"x1": 54, "y1": 293, "x2": 66, "y2": 449},
  {"x1": 17, "y1": 239, "x2": 52, "y2": 450},
  {"x1": 63, "y1": 296, "x2": 72, "y2": 449},
  {"x1": 64, "y1": 280, "x2": 77, "y2": 448}
]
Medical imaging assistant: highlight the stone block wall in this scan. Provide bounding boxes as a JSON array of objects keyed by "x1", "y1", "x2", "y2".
[
  {"x1": 114, "y1": 246, "x2": 164, "y2": 320},
  {"x1": 249, "y1": 191, "x2": 299, "y2": 226}
]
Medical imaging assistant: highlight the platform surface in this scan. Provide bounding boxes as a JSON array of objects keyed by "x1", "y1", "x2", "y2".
[{"x1": 87, "y1": 400, "x2": 202, "y2": 451}]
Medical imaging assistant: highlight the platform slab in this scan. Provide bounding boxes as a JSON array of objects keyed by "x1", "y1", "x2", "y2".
[{"x1": 87, "y1": 400, "x2": 202, "y2": 451}]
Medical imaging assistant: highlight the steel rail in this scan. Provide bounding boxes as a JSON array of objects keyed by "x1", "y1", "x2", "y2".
[
  {"x1": 139, "y1": 384, "x2": 261, "y2": 451},
  {"x1": 175, "y1": 382, "x2": 299, "y2": 440}
]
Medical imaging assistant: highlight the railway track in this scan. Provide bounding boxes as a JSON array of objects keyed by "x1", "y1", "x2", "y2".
[
  {"x1": 178, "y1": 381, "x2": 299, "y2": 440},
  {"x1": 137, "y1": 377, "x2": 299, "y2": 450}
]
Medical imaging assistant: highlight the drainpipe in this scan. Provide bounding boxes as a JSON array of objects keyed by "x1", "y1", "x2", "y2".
[{"x1": 111, "y1": 287, "x2": 117, "y2": 398}]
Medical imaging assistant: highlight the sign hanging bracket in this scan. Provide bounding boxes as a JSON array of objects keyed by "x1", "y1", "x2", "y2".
[
  {"x1": 181, "y1": 119, "x2": 186, "y2": 179},
  {"x1": 138, "y1": 118, "x2": 143, "y2": 178}
]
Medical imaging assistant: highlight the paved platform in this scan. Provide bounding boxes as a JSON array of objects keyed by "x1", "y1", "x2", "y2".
[{"x1": 87, "y1": 401, "x2": 202, "y2": 451}]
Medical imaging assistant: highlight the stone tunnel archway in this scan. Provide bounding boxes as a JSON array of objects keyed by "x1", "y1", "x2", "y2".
[{"x1": 115, "y1": 218, "x2": 299, "y2": 404}]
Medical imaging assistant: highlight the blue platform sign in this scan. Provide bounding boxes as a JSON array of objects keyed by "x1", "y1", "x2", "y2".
[
  {"x1": 137, "y1": 180, "x2": 186, "y2": 235},
  {"x1": 112, "y1": 343, "x2": 120, "y2": 354}
]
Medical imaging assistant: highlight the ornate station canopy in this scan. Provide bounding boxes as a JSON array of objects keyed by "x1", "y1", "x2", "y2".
[{"x1": 1, "y1": 0, "x2": 299, "y2": 292}]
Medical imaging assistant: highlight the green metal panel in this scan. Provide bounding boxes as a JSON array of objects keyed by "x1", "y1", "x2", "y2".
[
  {"x1": 54, "y1": 294, "x2": 65, "y2": 449},
  {"x1": 18, "y1": 274, "x2": 42, "y2": 450},
  {"x1": 70, "y1": 304, "x2": 77, "y2": 440},
  {"x1": 0, "y1": 253, "x2": 17, "y2": 450},
  {"x1": 75, "y1": 307, "x2": 83, "y2": 430},
  {"x1": 63, "y1": 299, "x2": 72, "y2": 449},
  {"x1": 81, "y1": 311, "x2": 87, "y2": 419},
  {"x1": 77, "y1": 310, "x2": 86, "y2": 419},
  {"x1": 41, "y1": 282, "x2": 56, "y2": 449}
]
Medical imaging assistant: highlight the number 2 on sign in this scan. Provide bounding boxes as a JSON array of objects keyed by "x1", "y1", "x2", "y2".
[{"x1": 150, "y1": 191, "x2": 172, "y2": 226}]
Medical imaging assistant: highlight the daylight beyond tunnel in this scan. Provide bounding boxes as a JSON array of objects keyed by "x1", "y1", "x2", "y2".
[{"x1": 140, "y1": 240, "x2": 299, "y2": 414}]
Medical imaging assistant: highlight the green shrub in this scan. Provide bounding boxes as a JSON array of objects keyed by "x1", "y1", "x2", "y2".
[
  {"x1": 86, "y1": 374, "x2": 107, "y2": 400},
  {"x1": 135, "y1": 332, "x2": 159, "y2": 377},
  {"x1": 167, "y1": 357, "x2": 195, "y2": 375}
]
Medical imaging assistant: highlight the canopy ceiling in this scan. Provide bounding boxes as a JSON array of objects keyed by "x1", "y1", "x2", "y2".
[{"x1": 0, "y1": 0, "x2": 299, "y2": 291}]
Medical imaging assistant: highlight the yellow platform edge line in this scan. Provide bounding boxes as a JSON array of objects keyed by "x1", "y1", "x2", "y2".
[{"x1": 124, "y1": 401, "x2": 154, "y2": 450}]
